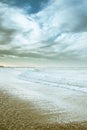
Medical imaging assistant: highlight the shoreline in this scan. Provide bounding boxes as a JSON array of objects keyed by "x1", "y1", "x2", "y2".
[
  {"x1": 0, "y1": 68, "x2": 87, "y2": 129},
  {"x1": 0, "y1": 90, "x2": 87, "y2": 130}
]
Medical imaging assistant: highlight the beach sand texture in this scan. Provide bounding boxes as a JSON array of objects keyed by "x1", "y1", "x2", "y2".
[{"x1": 0, "y1": 91, "x2": 87, "y2": 130}]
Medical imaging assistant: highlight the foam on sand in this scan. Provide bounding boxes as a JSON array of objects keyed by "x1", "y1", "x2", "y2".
[{"x1": 0, "y1": 67, "x2": 87, "y2": 123}]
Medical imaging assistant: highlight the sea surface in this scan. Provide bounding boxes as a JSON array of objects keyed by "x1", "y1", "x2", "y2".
[
  {"x1": 0, "y1": 67, "x2": 87, "y2": 93},
  {"x1": 18, "y1": 67, "x2": 87, "y2": 93}
]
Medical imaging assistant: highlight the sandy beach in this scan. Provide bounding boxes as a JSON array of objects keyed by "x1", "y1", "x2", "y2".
[
  {"x1": 0, "y1": 90, "x2": 87, "y2": 130},
  {"x1": 0, "y1": 68, "x2": 87, "y2": 130},
  {"x1": 1, "y1": 0, "x2": 87, "y2": 129}
]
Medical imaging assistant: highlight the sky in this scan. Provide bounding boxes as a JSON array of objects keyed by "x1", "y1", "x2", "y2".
[{"x1": 0, "y1": 0, "x2": 87, "y2": 67}]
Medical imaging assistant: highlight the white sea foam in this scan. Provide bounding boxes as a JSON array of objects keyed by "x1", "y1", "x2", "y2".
[
  {"x1": 0, "y1": 67, "x2": 87, "y2": 122},
  {"x1": 19, "y1": 67, "x2": 87, "y2": 93}
]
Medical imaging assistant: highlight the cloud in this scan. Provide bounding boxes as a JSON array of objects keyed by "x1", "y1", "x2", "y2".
[
  {"x1": 0, "y1": 0, "x2": 87, "y2": 65},
  {"x1": 36, "y1": 0, "x2": 87, "y2": 32},
  {"x1": 1, "y1": 0, "x2": 50, "y2": 14}
]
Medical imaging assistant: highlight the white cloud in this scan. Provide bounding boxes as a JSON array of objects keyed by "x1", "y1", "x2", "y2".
[{"x1": 0, "y1": 0, "x2": 87, "y2": 65}]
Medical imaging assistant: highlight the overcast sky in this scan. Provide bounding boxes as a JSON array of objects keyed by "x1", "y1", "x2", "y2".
[{"x1": 0, "y1": 0, "x2": 87, "y2": 67}]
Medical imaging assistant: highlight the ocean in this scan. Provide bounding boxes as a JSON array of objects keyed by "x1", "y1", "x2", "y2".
[{"x1": 18, "y1": 67, "x2": 87, "y2": 93}]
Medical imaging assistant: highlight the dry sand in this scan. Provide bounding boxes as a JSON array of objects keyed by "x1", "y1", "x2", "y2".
[{"x1": 0, "y1": 90, "x2": 87, "y2": 130}]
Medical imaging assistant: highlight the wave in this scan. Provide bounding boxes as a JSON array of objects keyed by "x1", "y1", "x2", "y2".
[{"x1": 18, "y1": 67, "x2": 87, "y2": 93}]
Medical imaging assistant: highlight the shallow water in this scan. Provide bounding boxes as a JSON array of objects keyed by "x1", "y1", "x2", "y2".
[
  {"x1": 0, "y1": 67, "x2": 87, "y2": 122},
  {"x1": 18, "y1": 67, "x2": 87, "y2": 93}
]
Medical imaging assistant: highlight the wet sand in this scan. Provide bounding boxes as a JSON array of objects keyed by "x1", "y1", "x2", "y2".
[
  {"x1": 0, "y1": 90, "x2": 87, "y2": 130},
  {"x1": 0, "y1": 68, "x2": 87, "y2": 129}
]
